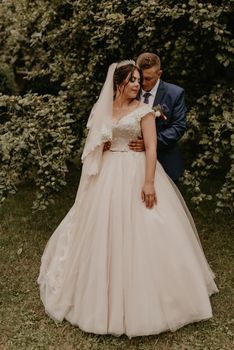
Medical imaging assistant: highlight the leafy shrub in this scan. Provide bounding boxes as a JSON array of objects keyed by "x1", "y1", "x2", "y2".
[
  {"x1": 0, "y1": 0, "x2": 233, "y2": 211},
  {"x1": 0, "y1": 62, "x2": 17, "y2": 94},
  {"x1": 182, "y1": 84, "x2": 234, "y2": 213},
  {"x1": 0, "y1": 92, "x2": 78, "y2": 209}
]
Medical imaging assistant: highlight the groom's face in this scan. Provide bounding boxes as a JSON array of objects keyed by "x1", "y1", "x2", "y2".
[{"x1": 141, "y1": 65, "x2": 162, "y2": 92}]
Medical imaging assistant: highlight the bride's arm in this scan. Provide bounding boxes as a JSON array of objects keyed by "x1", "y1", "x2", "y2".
[{"x1": 141, "y1": 113, "x2": 157, "y2": 208}]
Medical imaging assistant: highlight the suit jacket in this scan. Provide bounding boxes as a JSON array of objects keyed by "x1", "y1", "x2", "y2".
[{"x1": 153, "y1": 80, "x2": 187, "y2": 181}]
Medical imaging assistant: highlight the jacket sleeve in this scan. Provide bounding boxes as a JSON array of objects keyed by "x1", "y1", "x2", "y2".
[{"x1": 157, "y1": 89, "x2": 187, "y2": 150}]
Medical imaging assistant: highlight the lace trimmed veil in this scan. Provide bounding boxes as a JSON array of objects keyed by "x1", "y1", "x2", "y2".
[
  {"x1": 81, "y1": 63, "x2": 117, "y2": 176},
  {"x1": 81, "y1": 60, "x2": 136, "y2": 177}
]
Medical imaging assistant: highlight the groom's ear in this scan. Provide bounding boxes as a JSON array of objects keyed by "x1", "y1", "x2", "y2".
[{"x1": 158, "y1": 69, "x2": 163, "y2": 78}]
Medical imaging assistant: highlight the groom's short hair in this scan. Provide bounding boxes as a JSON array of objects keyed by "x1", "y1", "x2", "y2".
[{"x1": 137, "y1": 53, "x2": 161, "y2": 69}]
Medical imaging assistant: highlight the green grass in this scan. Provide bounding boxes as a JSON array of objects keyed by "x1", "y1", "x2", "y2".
[{"x1": 0, "y1": 171, "x2": 233, "y2": 350}]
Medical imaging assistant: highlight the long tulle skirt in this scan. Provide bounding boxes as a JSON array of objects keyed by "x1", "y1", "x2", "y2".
[{"x1": 38, "y1": 151, "x2": 218, "y2": 337}]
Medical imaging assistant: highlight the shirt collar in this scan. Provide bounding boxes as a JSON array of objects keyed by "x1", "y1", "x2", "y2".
[{"x1": 141, "y1": 79, "x2": 160, "y2": 98}]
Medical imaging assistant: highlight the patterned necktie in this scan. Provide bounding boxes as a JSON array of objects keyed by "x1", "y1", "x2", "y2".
[{"x1": 143, "y1": 92, "x2": 151, "y2": 104}]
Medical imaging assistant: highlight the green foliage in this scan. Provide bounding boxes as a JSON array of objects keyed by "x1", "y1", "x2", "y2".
[
  {"x1": 0, "y1": 62, "x2": 17, "y2": 94},
  {"x1": 0, "y1": 0, "x2": 233, "y2": 211},
  {"x1": 183, "y1": 85, "x2": 234, "y2": 213},
  {"x1": 0, "y1": 92, "x2": 77, "y2": 210}
]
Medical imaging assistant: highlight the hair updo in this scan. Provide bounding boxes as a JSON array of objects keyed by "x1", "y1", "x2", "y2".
[{"x1": 113, "y1": 62, "x2": 142, "y2": 94}]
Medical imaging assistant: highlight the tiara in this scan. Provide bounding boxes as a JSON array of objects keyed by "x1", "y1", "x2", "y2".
[{"x1": 116, "y1": 59, "x2": 136, "y2": 68}]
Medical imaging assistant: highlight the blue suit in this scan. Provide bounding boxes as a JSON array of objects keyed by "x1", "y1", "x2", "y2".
[{"x1": 153, "y1": 80, "x2": 187, "y2": 181}]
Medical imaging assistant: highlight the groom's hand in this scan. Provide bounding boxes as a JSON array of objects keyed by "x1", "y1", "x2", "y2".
[
  {"x1": 103, "y1": 141, "x2": 111, "y2": 152},
  {"x1": 128, "y1": 136, "x2": 145, "y2": 152}
]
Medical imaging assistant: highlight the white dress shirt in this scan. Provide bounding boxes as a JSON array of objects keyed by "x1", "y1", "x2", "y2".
[{"x1": 140, "y1": 79, "x2": 160, "y2": 107}]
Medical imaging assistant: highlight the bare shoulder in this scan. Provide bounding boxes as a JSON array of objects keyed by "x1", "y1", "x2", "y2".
[
  {"x1": 141, "y1": 109, "x2": 156, "y2": 125},
  {"x1": 142, "y1": 112, "x2": 155, "y2": 120}
]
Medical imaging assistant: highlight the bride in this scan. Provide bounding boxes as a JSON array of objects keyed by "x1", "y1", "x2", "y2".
[{"x1": 38, "y1": 60, "x2": 218, "y2": 338}]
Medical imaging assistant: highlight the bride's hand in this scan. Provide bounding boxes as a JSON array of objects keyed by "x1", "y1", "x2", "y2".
[{"x1": 141, "y1": 183, "x2": 157, "y2": 208}]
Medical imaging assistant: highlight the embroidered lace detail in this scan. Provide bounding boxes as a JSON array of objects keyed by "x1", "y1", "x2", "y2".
[
  {"x1": 110, "y1": 105, "x2": 154, "y2": 152},
  {"x1": 38, "y1": 208, "x2": 75, "y2": 296}
]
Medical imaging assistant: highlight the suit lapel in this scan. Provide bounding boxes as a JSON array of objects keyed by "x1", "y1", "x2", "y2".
[
  {"x1": 153, "y1": 80, "x2": 166, "y2": 106},
  {"x1": 153, "y1": 81, "x2": 168, "y2": 128}
]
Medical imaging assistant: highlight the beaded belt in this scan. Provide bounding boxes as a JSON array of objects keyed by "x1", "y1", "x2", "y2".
[{"x1": 110, "y1": 149, "x2": 129, "y2": 152}]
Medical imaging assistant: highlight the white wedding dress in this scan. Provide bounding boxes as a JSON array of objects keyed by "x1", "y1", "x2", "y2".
[{"x1": 38, "y1": 104, "x2": 218, "y2": 338}]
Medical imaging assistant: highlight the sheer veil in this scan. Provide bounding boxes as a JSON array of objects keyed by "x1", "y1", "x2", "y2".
[{"x1": 81, "y1": 63, "x2": 117, "y2": 176}]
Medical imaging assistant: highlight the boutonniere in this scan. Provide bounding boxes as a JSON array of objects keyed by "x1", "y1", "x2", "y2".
[{"x1": 153, "y1": 104, "x2": 168, "y2": 121}]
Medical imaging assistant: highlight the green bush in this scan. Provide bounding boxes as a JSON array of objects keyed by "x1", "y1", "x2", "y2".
[
  {"x1": 0, "y1": 62, "x2": 17, "y2": 94},
  {"x1": 0, "y1": 92, "x2": 78, "y2": 210},
  {"x1": 0, "y1": 0, "x2": 233, "y2": 211},
  {"x1": 182, "y1": 84, "x2": 234, "y2": 213}
]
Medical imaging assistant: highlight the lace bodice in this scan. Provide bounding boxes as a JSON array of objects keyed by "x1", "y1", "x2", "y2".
[{"x1": 108, "y1": 105, "x2": 153, "y2": 152}]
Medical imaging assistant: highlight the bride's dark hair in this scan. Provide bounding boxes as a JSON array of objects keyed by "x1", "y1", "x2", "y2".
[{"x1": 113, "y1": 63, "x2": 142, "y2": 94}]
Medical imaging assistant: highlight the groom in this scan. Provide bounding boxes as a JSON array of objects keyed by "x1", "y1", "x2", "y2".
[{"x1": 129, "y1": 52, "x2": 187, "y2": 182}]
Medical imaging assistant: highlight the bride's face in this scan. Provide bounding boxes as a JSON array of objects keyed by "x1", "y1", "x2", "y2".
[{"x1": 121, "y1": 69, "x2": 141, "y2": 99}]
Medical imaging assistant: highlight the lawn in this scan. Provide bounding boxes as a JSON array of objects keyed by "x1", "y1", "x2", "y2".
[{"x1": 0, "y1": 170, "x2": 233, "y2": 350}]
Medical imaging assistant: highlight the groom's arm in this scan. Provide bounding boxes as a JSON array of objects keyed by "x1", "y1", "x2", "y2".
[{"x1": 157, "y1": 89, "x2": 187, "y2": 150}]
